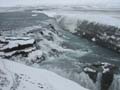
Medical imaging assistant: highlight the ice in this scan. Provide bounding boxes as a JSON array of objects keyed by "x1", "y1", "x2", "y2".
[
  {"x1": 84, "y1": 67, "x2": 96, "y2": 73},
  {"x1": 91, "y1": 38, "x2": 96, "y2": 42},
  {"x1": 102, "y1": 68, "x2": 110, "y2": 73},
  {"x1": 27, "y1": 50, "x2": 44, "y2": 64},
  {"x1": 32, "y1": 14, "x2": 38, "y2": 17},
  {"x1": 0, "y1": 47, "x2": 36, "y2": 57},
  {"x1": 5, "y1": 36, "x2": 31, "y2": 40},
  {"x1": 101, "y1": 62, "x2": 111, "y2": 73}
]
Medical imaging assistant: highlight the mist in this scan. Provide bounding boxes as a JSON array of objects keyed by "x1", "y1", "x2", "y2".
[{"x1": 0, "y1": 0, "x2": 120, "y2": 7}]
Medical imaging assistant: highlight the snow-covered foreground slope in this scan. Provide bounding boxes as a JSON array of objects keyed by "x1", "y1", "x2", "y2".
[{"x1": 0, "y1": 58, "x2": 88, "y2": 90}]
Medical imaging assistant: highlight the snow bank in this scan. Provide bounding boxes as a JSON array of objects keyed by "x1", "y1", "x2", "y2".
[{"x1": 0, "y1": 58, "x2": 88, "y2": 90}]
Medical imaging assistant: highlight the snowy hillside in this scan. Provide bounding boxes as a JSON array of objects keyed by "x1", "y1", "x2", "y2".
[{"x1": 0, "y1": 58, "x2": 88, "y2": 90}]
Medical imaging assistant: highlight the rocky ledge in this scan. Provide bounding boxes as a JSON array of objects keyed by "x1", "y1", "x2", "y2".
[
  {"x1": 83, "y1": 62, "x2": 118, "y2": 90},
  {"x1": 0, "y1": 36, "x2": 36, "y2": 58},
  {"x1": 75, "y1": 20, "x2": 120, "y2": 53}
]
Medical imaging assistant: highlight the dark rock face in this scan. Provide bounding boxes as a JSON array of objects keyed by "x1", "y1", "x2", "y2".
[
  {"x1": 31, "y1": 55, "x2": 46, "y2": 64},
  {"x1": 83, "y1": 63, "x2": 118, "y2": 90},
  {"x1": 101, "y1": 71, "x2": 114, "y2": 90},
  {"x1": 49, "y1": 49, "x2": 62, "y2": 57},
  {"x1": 1, "y1": 43, "x2": 34, "y2": 53},
  {"x1": 101, "y1": 64, "x2": 117, "y2": 90},
  {"x1": 75, "y1": 20, "x2": 120, "y2": 53},
  {"x1": 84, "y1": 70, "x2": 98, "y2": 83}
]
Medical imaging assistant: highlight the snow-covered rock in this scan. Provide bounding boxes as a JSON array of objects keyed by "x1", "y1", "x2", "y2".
[
  {"x1": 0, "y1": 58, "x2": 88, "y2": 90},
  {"x1": 84, "y1": 67, "x2": 96, "y2": 73},
  {"x1": 27, "y1": 50, "x2": 46, "y2": 64},
  {"x1": 0, "y1": 37, "x2": 35, "y2": 51},
  {"x1": 83, "y1": 62, "x2": 118, "y2": 90},
  {"x1": 0, "y1": 36, "x2": 36, "y2": 59}
]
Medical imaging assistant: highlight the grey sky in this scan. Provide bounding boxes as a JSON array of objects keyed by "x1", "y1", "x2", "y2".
[{"x1": 0, "y1": 0, "x2": 120, "y2": 7}]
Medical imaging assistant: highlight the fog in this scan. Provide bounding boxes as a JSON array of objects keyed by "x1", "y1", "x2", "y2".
[{"x1": 0, "y1": 0, "x2": 120, "y2": 7}]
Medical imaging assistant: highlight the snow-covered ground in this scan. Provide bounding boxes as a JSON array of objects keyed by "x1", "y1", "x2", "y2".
[{"x1": 0, "y1": 58, "x2": 88, "y2": 90}]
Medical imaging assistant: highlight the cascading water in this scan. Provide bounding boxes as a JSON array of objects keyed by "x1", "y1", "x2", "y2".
[
  {"x1": 77, "y1": 72, "x2": 97, "y2": 90},
  {"x1": 76, "y1": 72, "x2": 120, "y2": 90},
  {"x1": 95, "y1": 73, "x2": 102, "y2": 90},
  {"x1": 109, "y1": 74, "x2": 120, "y2": 90},
  {"x1": 53, "y1": 15, "x2": 120, "y2": 90}
]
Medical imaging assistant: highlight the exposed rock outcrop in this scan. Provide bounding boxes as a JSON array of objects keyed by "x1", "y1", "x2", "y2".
[
  {"x1": 83, "y1": 62, "x2": 118, "y2": 90},
  {"x1": 75, "y1": 20, "x2": 120, "y2": 53},
  {"x1": 0, "y1": 37, "x2": 36, "y2": 58}
]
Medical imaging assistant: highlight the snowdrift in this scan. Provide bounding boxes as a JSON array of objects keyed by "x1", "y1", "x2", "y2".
[{"x1": 0, "y1": 58, "x2": 88, "y2": 90}]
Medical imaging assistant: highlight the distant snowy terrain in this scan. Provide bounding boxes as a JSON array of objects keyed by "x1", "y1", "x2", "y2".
[
  {"x1": 0, "y1": 0, "x2": 120, "y2": 8},
  {"x1": 33, "y1": 8, "x2": 120, "y2": 27}
]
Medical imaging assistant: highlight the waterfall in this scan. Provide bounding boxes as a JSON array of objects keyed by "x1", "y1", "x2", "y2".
[
  {"x1": 95, "y1": 73, "x2": 102, "y2": 90},
  {"x1": 78, "y1": 72, "x2": 97, "y2": 90},
  {"x1": 109, "y1": 74, "x2": 120, "y2": 90},
  {"x1": 79, "y1": 72, "x2": 120, "y2": 90}
]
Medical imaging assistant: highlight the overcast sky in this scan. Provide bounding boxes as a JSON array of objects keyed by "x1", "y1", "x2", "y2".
[{"x1": 0, "y1": 0, "x2": 120, "y2": 7}]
